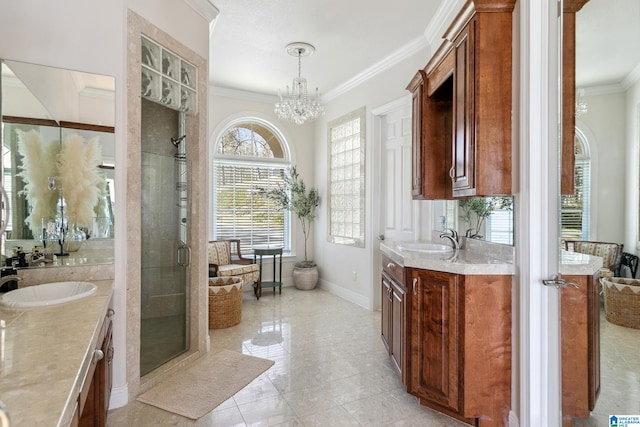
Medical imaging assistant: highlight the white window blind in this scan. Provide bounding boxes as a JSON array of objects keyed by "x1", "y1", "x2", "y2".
[
  {"x1": 486, "y1": 209, "x2": 514, "y2": 245},
  {"x1": 561, "y1": 133, "x2": 591, "y2": 243},
  {"x1": 213, "y1": 161, "x2": 289, "y2": 255}
]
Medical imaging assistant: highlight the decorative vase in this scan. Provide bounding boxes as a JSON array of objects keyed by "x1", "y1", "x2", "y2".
[
  {"x1": 64, "y1": 224, "x2": 86, "y2": 252},
  {"x1": 292, "y1": 265, "x2": 318, "y2": 290}
]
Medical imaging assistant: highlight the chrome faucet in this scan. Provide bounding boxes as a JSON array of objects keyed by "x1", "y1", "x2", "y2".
[
  {"x1": 439, "y1": 231, "x2": 460, "y2": 262},
  {"x1": 443, "y1": 227, "x2": 458, "y2": 242}
]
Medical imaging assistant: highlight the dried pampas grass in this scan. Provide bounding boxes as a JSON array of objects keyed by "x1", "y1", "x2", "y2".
[
  {"x1": 17, "y1": 130, "x2": 105, "y2": 234},
  {"x1": 16, "y1": 130, "x2": 60, "y2": 236},
  {"x1": 57, "y1": 134, "x2": 103, "y2": 227}
]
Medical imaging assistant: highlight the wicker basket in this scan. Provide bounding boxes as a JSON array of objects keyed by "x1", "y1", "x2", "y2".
[
  {"x1": 602, "y1": 277, "x2": 640, "y2": 329},
  {"x1": 208, "y1": 277, "x2": 243, "y2": 329}
]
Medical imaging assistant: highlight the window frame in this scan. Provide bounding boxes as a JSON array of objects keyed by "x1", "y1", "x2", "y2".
[
  {"x1": 212, "y1": 118, "x2": 292, "y2": 255},
  {"x1": 327, "y1": 107, "x2": 366, "y2": 248}
]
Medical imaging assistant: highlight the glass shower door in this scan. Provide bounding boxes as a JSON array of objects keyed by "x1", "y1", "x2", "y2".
[{"x1": 140, "y1": 150, "x2": 190, "y2": 376}]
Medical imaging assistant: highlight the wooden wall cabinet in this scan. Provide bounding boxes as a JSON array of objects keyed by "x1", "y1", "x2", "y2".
[
  {"x1": 79, "y1": 309, "x2": 114, "y2": 427},
  {"x1": 409, "y1": 0, "x2": 515, "y2": 199},
  {"x1": 560, "y1": 273, "x2": 600, "y2": 425},
  {"x1": 381, "y1": 254, "x2": 408, "y2": 384},
  {"x1": 408, "y1": 268, "x2": 512, "y2": 426}
]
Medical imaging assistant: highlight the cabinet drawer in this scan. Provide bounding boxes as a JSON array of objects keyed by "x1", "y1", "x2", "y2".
[{"x1": 382, "y1": 253, "x2": 406, "y2": 286}]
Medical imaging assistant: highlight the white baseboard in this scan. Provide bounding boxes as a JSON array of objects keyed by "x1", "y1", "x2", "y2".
[
  {"x1": 318, "y1": 279, "x2": 371, "y2": 310},
  {"x1": 109, "y1": 384, "x2": 129, "y2": 409}
]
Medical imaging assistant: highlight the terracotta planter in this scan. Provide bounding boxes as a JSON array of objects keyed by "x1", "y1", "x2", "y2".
[{"x1": 293, "y1": 265, "x2": 318, "y2": 290}]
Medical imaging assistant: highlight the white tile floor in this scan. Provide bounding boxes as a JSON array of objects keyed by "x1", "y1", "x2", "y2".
[{"x1": 108, "y1": 288, "x2": 640, "y2": 426}]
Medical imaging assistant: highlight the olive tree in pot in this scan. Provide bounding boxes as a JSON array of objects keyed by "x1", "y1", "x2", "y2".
[{"x1": 263, "y1": 166, "x2": 320, "y2": 290}]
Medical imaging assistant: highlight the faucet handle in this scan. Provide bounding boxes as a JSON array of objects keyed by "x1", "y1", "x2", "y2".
[{"x1": 444, "y1": 228, "x2": 458, "y2": 241}]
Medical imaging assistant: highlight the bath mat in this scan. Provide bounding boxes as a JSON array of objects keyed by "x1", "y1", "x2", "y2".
[{"x1": 137, "y1": 349, "x2": 274, "y2": 419}]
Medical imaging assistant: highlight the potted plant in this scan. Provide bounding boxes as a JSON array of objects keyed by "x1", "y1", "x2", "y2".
[
  {"x1": 458, "y1": 196, "x2": 512, "y2": 239},
  {"x1": 262, "y1": 166, "x2": 320, "y2": 290}
]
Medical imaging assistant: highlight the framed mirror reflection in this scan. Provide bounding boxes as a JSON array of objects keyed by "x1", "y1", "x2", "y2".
[{"x1": 1, "y1": 59, "x2": 115, "y2": 267}]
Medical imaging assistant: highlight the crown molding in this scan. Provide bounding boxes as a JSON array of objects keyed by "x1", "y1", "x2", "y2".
[
  {"x1": 424, "y1": 0, "x2": 466, "y2": 46},
  {"x1": 210, "y1": 85, "x2": 278, "y2": 103},
  {"x1": 622, "y1": 62, "x2": 640, "y2": 90},
  {"x1": 183, "y1": 0, "x2": 219, "y2": 23},
  {"x1": 323, "y1": 36, "x2": 428, "y2": 102}
]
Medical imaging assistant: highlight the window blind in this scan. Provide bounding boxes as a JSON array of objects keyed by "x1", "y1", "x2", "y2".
[
  {"x1": 561, "y1": 159, "x2": 590, "y2": 242},
  {"x1": 213, "y1": 161, "x2": 289, "y2": 255}
]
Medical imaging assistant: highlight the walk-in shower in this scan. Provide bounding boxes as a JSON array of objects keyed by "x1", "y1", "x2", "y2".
[{"x1": 140, "y1": 99, "x2": 190, "y2": 375}]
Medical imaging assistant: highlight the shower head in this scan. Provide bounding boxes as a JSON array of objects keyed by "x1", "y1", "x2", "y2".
[{"x1": 171, "y1": 135, "x2": 186, "y2": 147}]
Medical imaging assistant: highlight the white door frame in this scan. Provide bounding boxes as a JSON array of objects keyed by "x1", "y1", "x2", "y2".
[{"x1": 517, "y1": 1, "x2": 562, "y2": 426}]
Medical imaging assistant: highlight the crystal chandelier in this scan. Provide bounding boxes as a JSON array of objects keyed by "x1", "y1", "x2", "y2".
[
  {"x1": 275, "y1": 42, "x2": 324, "y2": 125},
  {"x1": 575, "y1": 87, "x2": 588, "y2": 117}
]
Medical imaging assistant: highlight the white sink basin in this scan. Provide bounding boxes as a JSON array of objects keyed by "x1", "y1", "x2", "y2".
[
  {"x1": 0, "y1": 281, "x2": 97, "y2": 308},
  {"x1": 397, "y1": 242, "x2": 453, "y2": 253}
]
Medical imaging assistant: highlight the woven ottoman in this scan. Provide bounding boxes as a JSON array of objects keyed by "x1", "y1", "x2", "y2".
[
  {"x1": 208, "y1": 277, "x2": 243, "y2": 329},
  {"x1": 602, "y1": 277, "x2": 640, "y2": 329}
]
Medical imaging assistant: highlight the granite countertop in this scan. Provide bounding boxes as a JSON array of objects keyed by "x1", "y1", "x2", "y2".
[
  {"x1": 0, "y1": 280, "x2": 114, "y2": 426},
  {"x1": 381, "y1": 240, "x2": 603, "y2": 277},
  {"x1": 381, "y1": 240, "x2": 515, "y2": 275},
  {"x1": 559, "y1": 250, "x2": 602, "y2": 276}
]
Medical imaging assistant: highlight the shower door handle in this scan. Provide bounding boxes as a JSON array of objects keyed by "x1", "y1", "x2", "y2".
[{"x1": 177, "y1": 244, "x2": 191, "y2": 267}]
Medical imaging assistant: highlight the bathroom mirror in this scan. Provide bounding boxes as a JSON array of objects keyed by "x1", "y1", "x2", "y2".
[
  {"x1": 432, "y1": 197, "x2": 515, "y2": 246},
  {"x1": 1, "y1": 59, "x2": 115, "y2": 266}
]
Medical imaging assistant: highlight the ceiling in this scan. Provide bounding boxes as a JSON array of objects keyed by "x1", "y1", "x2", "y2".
[
  {"x1": 575, "y1": 0, "x2": 640, "y2": 89},
  {"x1": 207, "y1": 0, "x2": 640, "y2": 97},
  {"x1": 208, "y1": 0, "x2": 444, "y2": 96}
]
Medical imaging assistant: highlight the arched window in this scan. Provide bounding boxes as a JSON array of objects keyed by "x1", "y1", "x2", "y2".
[
  {"x1": 561, "y1": 130, "x2": 591, "y2": 241},
  {"x1": 213, "y1": 120, "x2": 290, "y2": 254}
]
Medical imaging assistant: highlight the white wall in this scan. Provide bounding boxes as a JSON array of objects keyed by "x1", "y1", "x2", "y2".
[
  {"x1": 577, "y1": 92, "x2": 626, "y2": 244},
  {"x1": 0, "y1": 0, "x2": 210, "y2": 408},
  {"x1": 312, "y1": 45, "x2": 430, "y2": 308}
]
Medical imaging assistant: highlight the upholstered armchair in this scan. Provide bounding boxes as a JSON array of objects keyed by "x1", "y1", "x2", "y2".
[
  {"x1": 564, "y1": 240, "x2": 624, "y2": 277},
  {"x1": 208, "y1": 240, "x2": 260, "y2": 297}
]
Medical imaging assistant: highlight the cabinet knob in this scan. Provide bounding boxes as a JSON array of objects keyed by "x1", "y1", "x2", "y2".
[
  {"x1": 387, "y1": 263, "x2": 395, "y2": 269},
  {"x1": 412, "y1": 278, "x2": 418, "y2": 296},
  {"x1": 107, "y1": 308, "x2": 115, "y2": 317},
  {"x1": 94, "y1": 349, "x2": 104, "y2": 362},
  {"x1": 449, "y1": 166, "x2": 455, "y2": 181}
]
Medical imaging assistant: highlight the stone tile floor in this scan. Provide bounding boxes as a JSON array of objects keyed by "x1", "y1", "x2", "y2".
[{"x1": 108, "y1": 288, "x2": 640, "y2": 426}]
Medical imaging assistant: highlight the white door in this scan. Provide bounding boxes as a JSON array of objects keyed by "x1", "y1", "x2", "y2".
[
  {"x1": 379, "y1": 102, "x2": 416, "y2": 243},
  {"x1": 371, "y1": 98, "x2": 416, "y2": 311}
]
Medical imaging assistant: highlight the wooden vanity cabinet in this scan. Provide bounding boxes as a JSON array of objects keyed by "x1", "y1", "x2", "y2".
[
  {"x1": 560, "y1": 273, "x2": 600, "y2": 425},
  {"x1": 381, "y1": 254, "x2": 408, "y2": 384},
  {"x1": 408, "y1": 268, "x2": 511, "y2": 426},
  {"x1": 79, "y1": 309, "x2": 114, "y2": 427}
]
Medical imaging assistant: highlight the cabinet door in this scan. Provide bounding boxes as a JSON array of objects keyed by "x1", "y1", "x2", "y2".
[
  {"x1": 408, "y1": 71, "x2": 425, "y2": 198},
  {"x1": 381, "y1": 273, "x2": 392, "y2": 354},
  {"x1": 451, "y1": 20, "x2": 475, "y2": 196},
  {"x1": 409, "y1": 269, "x2": 460, "y2": 412},
  {"x1": 390, "y1": 280, "x2": 405, "y2": 377},
  {"x1": 560, "y1": 274, "x2": 600, "y2": 422},
  {"x1": 96, "y1": 320, "x2": 113, "y2": 427}
]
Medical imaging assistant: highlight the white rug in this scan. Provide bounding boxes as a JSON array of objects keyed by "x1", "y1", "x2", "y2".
[{"x1": 137, "y1": 349, "x2": 274, "y2": 419}]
